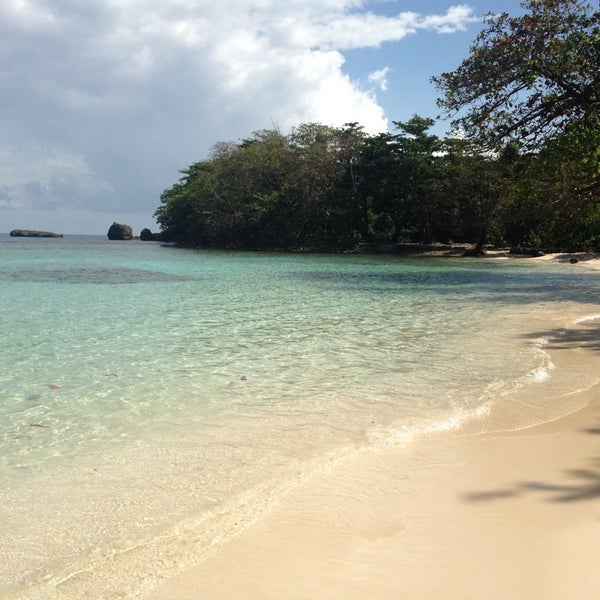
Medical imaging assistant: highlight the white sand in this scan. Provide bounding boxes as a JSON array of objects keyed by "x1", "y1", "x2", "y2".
[{"x1": 147, "y1": 385, "x2": 600, "y2": 600}]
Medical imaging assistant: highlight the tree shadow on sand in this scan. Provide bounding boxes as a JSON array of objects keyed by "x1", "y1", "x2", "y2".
[
  {"x1": 519, "y1": 319, "x2": 600, "y2": 354},
  {"x1": 463, "y1": 460, "x2": 600, "y2": 504},
  {"x1": 464, "y1": 317, "x2": 600, "y2": 504},
  {"x1": 464, "y1": 416, "x2": 600, "y2": 504},
  {"x1": 463, "y1": 452, "x2": 600, "y2": 505},
  {"x1": 517, "y1": 464, "x2": 600, "y2": 503}
]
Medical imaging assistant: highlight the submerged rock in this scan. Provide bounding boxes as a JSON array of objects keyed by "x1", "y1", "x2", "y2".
[
  {"x1": 10, "y1": 229, "x2": 63, "y2": 238},
  {"x1": 107, "y1": 222, "x2": 133, "y2": 240}
]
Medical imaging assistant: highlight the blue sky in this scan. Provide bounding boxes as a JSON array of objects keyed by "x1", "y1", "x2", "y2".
[
  {"x1": 345, "y1": 0, "x2": 525, "y2": 132},
  {"x1": 0, "y1": 1, "x2": 525, "y2": 235}
]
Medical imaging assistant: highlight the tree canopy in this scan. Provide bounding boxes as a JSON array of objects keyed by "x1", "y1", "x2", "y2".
[{"x1": 432, "y1": 0, "x2": 600, "y2": 151}]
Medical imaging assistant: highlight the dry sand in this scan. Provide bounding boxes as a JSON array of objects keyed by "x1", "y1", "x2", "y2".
[{"x1": 147, "y1": 255, "x2": 600, "y2": 600}]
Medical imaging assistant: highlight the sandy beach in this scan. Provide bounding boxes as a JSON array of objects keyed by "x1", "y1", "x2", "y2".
[
  {"x1": 145, "y1": 390, "x2": 600, "y2": 599},
  {"x1": 145, "y1": 255, "x2": 600, "y2": 600},
  {"x1": 146, "y1": 396, "x2": 600, "y2": 600},
  {"x1": 147, "y1": 390, "x2": 600, "y2": 600},
  {"x1": 143, "y1": 255, "x2": 600, "y2": 600}
]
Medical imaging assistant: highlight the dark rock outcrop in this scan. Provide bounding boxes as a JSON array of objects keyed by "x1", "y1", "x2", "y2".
[
  {"x1": 10, "y1": 229, "x2": 63, "y2": 238},
  {"x1": 140, "y1": 228, "x2": 162, "y2": 241},
  {"x1": 107, "y1": 222, "x2": 133, "y2": 240}
]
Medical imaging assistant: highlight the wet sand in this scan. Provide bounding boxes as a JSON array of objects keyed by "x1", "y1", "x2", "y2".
[{"x1": 146, "y1": 255, "x2": 600, "y2": 600}]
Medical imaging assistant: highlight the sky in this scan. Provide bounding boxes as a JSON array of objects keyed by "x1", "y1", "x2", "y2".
[{"x1": 1, "y1": 0, "x2": 525, "y2": 235}]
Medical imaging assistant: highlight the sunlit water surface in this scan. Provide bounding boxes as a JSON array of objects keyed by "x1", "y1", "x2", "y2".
[{"x1": 1, "y1": 234, "x2": 599, "y2": 598}]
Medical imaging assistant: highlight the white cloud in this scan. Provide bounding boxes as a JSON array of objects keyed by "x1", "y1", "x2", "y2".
[
  {"x1": 368, "y1": 67, "x2": 391, "y2": 91},
  {"x1": 420, "y1": 5, "x2": 478, "y2": 34},
  {"x1": 0, "y1": 0, "x2": 477, "y2": 233}
]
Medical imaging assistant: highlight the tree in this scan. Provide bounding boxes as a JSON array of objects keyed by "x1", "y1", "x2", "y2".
[
  {"x1": 154, "y1": 162, "x2": 220, "y2": 245},
  {"x1": 433, "y1": 0, "x2": 600, "y2": 152},
  {"x1": 390, "y1": 116, "x2": 445, "y2": 244},
  {"x1": 288, "y1": 123, "x2": 350, "y2": 246},
  {"x1": 354, "y1": 132, "x2": 399, "y2": 242},
  {"x1": 433, "y1": 0, "x2": 599, "y2": 250},
  {"x1": 219, "y1": 129, "x2": 298, "y2": 247}
]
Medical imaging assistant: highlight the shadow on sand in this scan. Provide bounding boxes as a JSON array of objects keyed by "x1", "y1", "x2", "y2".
[
  {"x1": 463, "y1": 424, "x2": 600, "y2": 505},
  {"x1": 519, "y1": 319, "x2": 600, "y2": 354},
  {"x1": 465, "y1": 318, "x2": 600, "y2": 504}
]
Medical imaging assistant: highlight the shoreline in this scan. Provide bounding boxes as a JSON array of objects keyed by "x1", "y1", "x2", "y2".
[
  {"x1": 148, "y1": 387, "x2": 600, "y2": 600},
  {"x1": 4, "y1": 243, "x2": 600, "y2": 599},
  {"x1": 146, "y1": 268, "x2": 600, "y2": 600}
]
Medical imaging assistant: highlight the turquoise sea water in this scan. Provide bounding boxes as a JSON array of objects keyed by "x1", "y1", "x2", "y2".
[{"x1": 1, "y1": 234, "x2": 599, "y2": 598}]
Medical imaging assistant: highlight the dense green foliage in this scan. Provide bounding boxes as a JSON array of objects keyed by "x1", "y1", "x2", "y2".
[
  {"x1": 433, "y1": 0, "x2": 599, "y2": 152},
  {"x1": 155, "y1": 0, "x2": 599, "y2": 252}
]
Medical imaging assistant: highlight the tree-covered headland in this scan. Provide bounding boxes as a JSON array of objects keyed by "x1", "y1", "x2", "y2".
[{"x1": 155, "y1": 0, "x2": 599, "y2": 252}]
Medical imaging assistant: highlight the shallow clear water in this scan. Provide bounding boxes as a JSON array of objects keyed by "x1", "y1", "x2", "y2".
[{"x1": 1, "y1": 234, "x2": 599, "y2": 598}]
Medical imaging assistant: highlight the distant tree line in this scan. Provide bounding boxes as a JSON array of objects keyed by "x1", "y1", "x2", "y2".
[{"x1": 155, "y1": 0, "x2": 599, "y2": 252}]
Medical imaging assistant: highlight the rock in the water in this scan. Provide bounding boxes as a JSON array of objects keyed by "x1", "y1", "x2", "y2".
[
  {"x1": 107, "y1": 222, "x2": 133, "y2": 240},
  {"x1": 10, "y1": 229, "x2": 63, "y2": 238},
  {"x1": 140, "y1": 227, "x2": 162, "y2": 241}
]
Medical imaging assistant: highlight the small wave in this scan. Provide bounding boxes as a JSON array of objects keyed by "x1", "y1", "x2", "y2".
[
  {"x1": 575, "y1": 314, "x2": 600, "y2": 324},
  {"x1": 527, "y1": 336, "x2": 555, "y2": 383},
  {"x1": 528, "y1": 366, "x2": 552, "y2": 383},
  {"x1": 532, "y1": 336, "x2": 550, "y2": 348},
  {"x1": 366, "y1": 402, "x2": 492, "y2": 449}
]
